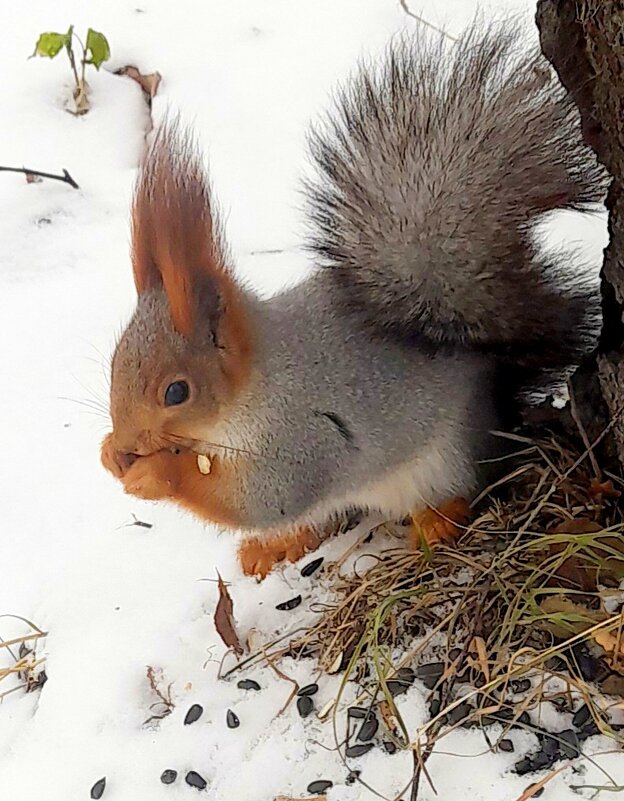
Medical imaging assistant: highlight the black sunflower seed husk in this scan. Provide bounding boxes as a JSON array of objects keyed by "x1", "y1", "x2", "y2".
[
  {"x1": 184, "y1": 704, "x2": 204, "y2": 725},
  {"x1": 346, "y1": 742, "x2": 374, "y2": 758},
  {"x1": 414, "y1": 662, "x2": 444, "y2": 690},
  {"x1": 297, "y1": 683, "x2": 319, "y2": 697},
  {"x1": 383, "y1": 740, "x2": 398, "y2": 755},
  {"x1": 185, "y1": 771, "x2": 207, "y2": 790},
  {"x1": 301, "y1": 557, "x2": 324, "y2": 577},
  {"x1": 160, "y1": 769, "x2": 177, "y2": 785},
  {"x1": 237, "y1": 679, "x2": 261, "y2": 691},
  {"x1": 446, "y1": 703, "x2": 472, "y2": 726},
  {"x1": 509, "y1": 679, "x2": 531, "y2": 694},
  {"x1": 276, "y1": 595, "x2": 302, "y2": 611},
  {"x1": 346, "y1": 769, "x2": 361, "y2": 785},
  {"x1": 498, "y1": 739, "x2": 514, "y2": 753},
  {"x1": 307, "y1": 780, "x2": 333, "y2": 794},
  {"x1": 348, "y1": 706, "x2": 368, "y2": 719},
  {"x1": 572, "y1": 704, "x2": 591, "y2": 729},
  {"x1": 297, "y1": 695, "x2": 314, "y2": 718},
  {"x1": 357, "y1": 715, "x2": 379, "y2": 742},
  {"x1": 226, "y1": 709, "x2": 240, "y2": 729},
  {"x1": 90, "y1": 778, "x2": 106, "y2": 800}
]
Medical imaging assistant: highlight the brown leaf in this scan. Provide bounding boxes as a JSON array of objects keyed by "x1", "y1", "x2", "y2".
[
  {"x1": 214, "y1": 573, "x2": 244, "y2": 657},
  {"x1": 549, "y1": 519, "x2": 624, "y2": 593},
  {"x1": 589, "y1": 478, "x2": 621, "y2": 499},
  {"x1": 116, "y1": 65, "x2": 162, "y2": 101}
]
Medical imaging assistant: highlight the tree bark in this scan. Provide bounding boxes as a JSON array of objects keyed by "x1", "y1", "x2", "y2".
[{"x1": 536, "y1": 0, "x2": 624, "y2": 466}]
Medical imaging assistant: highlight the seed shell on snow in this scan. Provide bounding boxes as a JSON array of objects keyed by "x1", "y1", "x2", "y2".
[
  {"x1": 301, "y1": 556, "x2": 324, "y2": 577},
  {"x1": 348, "y1": 706, "x2": 367, "y2": 719},
  {"x1": 317, "y1": 698, "x2": 335, "y2": 720},
  {"x1": 237, "y1": 679, "x2": 261, "y2": 691},
  {"x1": 185, "y1": 771, "x2": 208, "y2": 790},
  {"x1": 90, "y1": 777, "x2": 106, "y2": 799},
  {"x1": 346, "y1": 743, "x2": 374, "y2": 758},
  {"x1": 196, "y1": 454, "x2": 212, "y2": 474},
  {"x1": 276, "y1": 595, "x2": 302, "y2": 611},
  {"x1": 327, "y1": 652, "x2": 343, "y2": 674},
  {"x1": 307, "y1": 780, "x2": 333, "y2": 794},
  {"x1": 226, "y1": 709, "x2": 240, "y2": 728},
  {"x1": 184, "y1": 704, "x2": 204, "y2": 725},
  {"x1": 160, "y1": 769, "x2": 178, "y2": 784},
  {"x1": 297, "y1": 683, "x2": 319, "y2": 697},
  {"x1": 297, "y1": 695, "x2": 314, "y2": 718},
  {"x1": 357, "y1": 715, "x2": 379, "y2": 742}
]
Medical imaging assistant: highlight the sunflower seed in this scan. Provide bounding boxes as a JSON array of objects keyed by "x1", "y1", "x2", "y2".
[
  {"x1": 90, "y1": 778, "x2": 106, "y2": 799},
  {"x1": 226, "y1": 709, "x2": 240, "y2": 728},
  {"x1": 196, "y1": 454, "x2": 212, "y2": 474},
  {"x1": 307, "y1": 780, "x2": 333, "y2": 794},
  {"x1": 348, "y1": 706, "x2": 367, "y2": 719},
  {"x1": 160, "y1": 769, "x2": 178, "y2": 785},
  {"x1": 297, "y1": 695, "x2": 314, "y2": 718},
  {"x1": 237, "y1": 679, "x2": 261, "y2": 691},
  {"x1": 346, "y1": 743, "x2": 374, "y2": 758},
  {"x1": 498, "y1": 739, "x2": 514, "y2": 753},
  {"x1": 276, "y1": 595, "x2": 302, "y2": 611},
  {"x1": 572, "y1": 704, "x2": 590, "y2": 728},
  {"x1": 301, "y1": 557, "x2": 324, "y2": 577},
  {"x1": 185, "y1": 771, "x2": 207, "y2": 790},
  {"x1": 184, "y1": 704, "x2": 203, "y2": 725},
  {"x1": 383, "y1": 740, "x2": 398, "y2": 754},
  {"x1": 297, "y1": 683, "x2": 319, "y2": 697},
  {"x1": 357, "y1": 715, "x2": 379, "y2": 742}
]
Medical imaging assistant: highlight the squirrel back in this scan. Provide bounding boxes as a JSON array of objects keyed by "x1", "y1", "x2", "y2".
[{"x1": 305, "y1": 19, "x2": 606, "y2": 392}]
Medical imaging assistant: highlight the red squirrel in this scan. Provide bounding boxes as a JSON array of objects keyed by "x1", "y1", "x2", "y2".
[{"x1": 101, "y1": 20, "x2": 605, "y2": 578}]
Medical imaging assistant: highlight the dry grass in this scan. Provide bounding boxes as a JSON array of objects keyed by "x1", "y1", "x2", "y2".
[
  {"x1": 0, "y1": 615, "x2": 47, "y2": 702},
  {"x1": 279, "y1": 433, "x2": 624, "y2": 797}
]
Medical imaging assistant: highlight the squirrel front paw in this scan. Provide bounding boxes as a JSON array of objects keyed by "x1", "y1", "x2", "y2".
[
  {"x1": 239, "y1": 527, "x2": 322, "y2": 579},
  {"x1": 121, "y1": 449, "x2": 182, "y2": 501}
]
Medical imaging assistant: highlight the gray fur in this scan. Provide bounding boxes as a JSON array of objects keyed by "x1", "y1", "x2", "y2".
[
  {"x1": 211, "y1": 275, "x2": 500, "y2": 529},
  {"x1": 305, "y1": 19, "x2": 606, "y2": 391}
]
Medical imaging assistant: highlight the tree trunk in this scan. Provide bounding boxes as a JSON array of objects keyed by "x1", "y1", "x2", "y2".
[{"x1": 536, "y1": 0, "x2": 624, "y2": 467}]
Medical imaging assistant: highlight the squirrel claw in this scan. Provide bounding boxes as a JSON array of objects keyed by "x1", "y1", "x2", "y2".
[
  {"x1": 408, "y1": 497, "x2": 472, "y2": 550},
  {"x1": 239, "y1": 527, "x2": 322, "y2": 580}
]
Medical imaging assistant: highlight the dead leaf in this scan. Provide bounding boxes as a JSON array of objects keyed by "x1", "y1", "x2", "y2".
[
  {"x1": 214, "y1": 573, "x2": 244, "y2": 657},
  {"x1": 594, "y1": 630, "x2": 624, "y2": 674},
  {"x1": 549, "y1": 519, "x2": 624, "y2": 592},
  {"x1": 115, "y1": 65, "x2": 162, "y2": 102},
  {"x1": 589, "y1": 479, "x2": 621, "y2": 499},
  {"x1": 538, "y1": 595, "x2": 603, "y2": 639}
]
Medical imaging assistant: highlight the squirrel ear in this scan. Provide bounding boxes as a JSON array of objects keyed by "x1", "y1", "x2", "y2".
[{"x1": 131, "y1": 121, "x2": 242, "y2": 342}]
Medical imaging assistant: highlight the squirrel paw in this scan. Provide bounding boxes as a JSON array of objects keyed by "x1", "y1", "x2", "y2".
[
  {"x1": 239, "y1": 527, "x2": 322, "y2": 580},
  {"x1": 121, "y1": 449, "x2": 182, "y2": 501},
  {"x1": 408, "y1": 497, "x2": 472, "y2": 549}
]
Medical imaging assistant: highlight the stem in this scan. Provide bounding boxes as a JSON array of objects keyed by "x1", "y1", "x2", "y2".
[
  {"x1": 65, "y1": 39, "x2": 81, "y2": 92},
  {"x1": 0, "y1": 166, "x2": 79, "y2": 189}
]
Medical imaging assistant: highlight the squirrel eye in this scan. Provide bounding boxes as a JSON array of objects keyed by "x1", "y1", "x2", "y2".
[{"x1": 164, "y1": 380, "x2": 190, "y2": 407}]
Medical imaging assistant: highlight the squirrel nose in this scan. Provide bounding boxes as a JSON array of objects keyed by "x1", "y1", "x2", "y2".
[{"x1": 115, "y1": 450, "x2": 139, "y2": 471}]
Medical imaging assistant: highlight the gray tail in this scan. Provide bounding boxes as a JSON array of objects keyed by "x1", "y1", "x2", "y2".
[{"x1": 305, "y1": 18, "x2": 606, "y2": 391}]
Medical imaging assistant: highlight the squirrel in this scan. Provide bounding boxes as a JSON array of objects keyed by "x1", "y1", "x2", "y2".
[{"x1": 101, "y1": 19, "x2": 605, "y2": 579}]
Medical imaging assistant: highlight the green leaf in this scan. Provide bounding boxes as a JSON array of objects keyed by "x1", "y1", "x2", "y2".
[
  {"x1": 32, "y1": 31, "x2": 69, "y2": 59},
  {"x1": 85, "y1": 28, "x2": 110, "y2": 69}
]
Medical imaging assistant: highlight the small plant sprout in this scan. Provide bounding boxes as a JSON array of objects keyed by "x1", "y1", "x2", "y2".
[{"x1": 31, "y1": 26, "x2": 111, "y2": 115}]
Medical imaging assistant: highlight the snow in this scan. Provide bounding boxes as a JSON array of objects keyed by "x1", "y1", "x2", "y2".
[{"x1": 0, "y1": 1, "x2": 616, "y2": 800}]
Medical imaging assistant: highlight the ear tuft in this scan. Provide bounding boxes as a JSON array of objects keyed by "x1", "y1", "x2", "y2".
[{"x1": 131, "y1": 118, "x2": 235, "y2": 339}]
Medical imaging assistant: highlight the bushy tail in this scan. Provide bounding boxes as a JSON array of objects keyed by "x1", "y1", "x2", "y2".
[{"x1": 305, "y1": 19, "x2": 606, "y2": 389}]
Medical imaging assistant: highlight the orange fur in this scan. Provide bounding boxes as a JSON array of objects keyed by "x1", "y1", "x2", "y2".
[
  {"x1": 238, "y1": 527, "x2": 322, "y2": 579},
  {"x1": 131, "y1": 122, "x2": 252, "y2": 390},
  {"x1": 116, "y1": 447, "x2": 245, "y2": 529},
  {"x1": 408, "y1": 497, "x2": 472, "y2": 548}
]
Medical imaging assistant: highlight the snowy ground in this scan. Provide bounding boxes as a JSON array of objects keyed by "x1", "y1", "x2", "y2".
[{"x1": 0, "y1": 1, "x2": 618, "y2": 800}]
